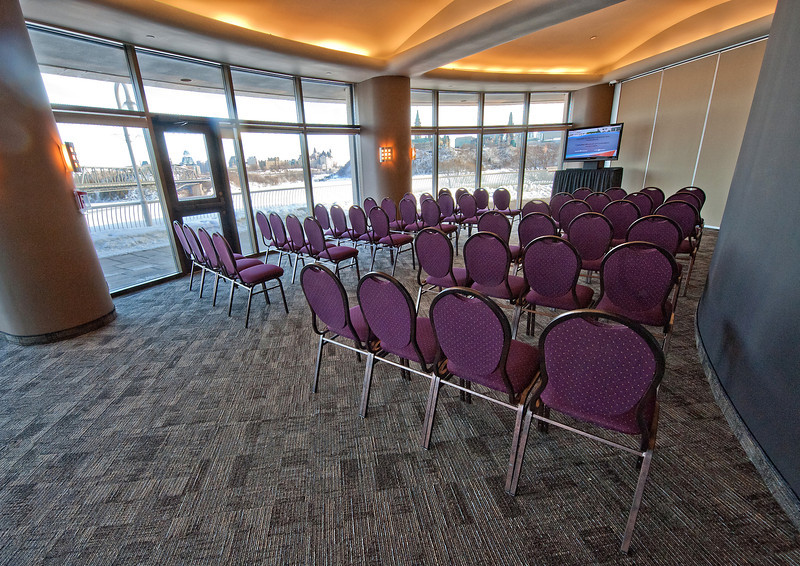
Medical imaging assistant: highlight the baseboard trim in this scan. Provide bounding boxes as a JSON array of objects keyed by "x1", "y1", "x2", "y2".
[{"x1": 1, "y1": 308, "x2": 117, "y2": 346}]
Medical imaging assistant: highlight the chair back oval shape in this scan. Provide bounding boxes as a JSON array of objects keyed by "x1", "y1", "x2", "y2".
[
  {"x1": 420, "y1": 192, "x2": 434, "y2": 203},
  {"x1": 429, "y1": 288, "x2": 511, "y2": 391},
  {"x1": 654, "y1": 201, "x2": 699, "y2": 242},
  {"x1": 493, "y1": 188, "x2": 511, "y2": 210},
  {"x1": 474, "y1": 187, "x2": 490, "y2": 210},
  {"x1": 300, "y1": 263, "x2": 351, "y2": 339},
  {"x1": 303, "y1": 216, "x2": 328, "y2": 256},
  {"x1": 380, "y1": 197, "x2": 397, "y2": 221},
  {"x1": 173, "y1": 221, "x2": 192, "y2": 259},
  {"x1": 557, "y1": 199, "x2": 591, "y2": 230},
  {"x1": 348, "y1": 205, "x2": 369, "y2": 237},
  {"x1": 285, "y1": 214, "x2": 306, "y2": 252},
  {"x1": 624, "y1": 192, "x2": 654, "y2": 215},
  {"x1": 665, "y1": 191, "x2": 701, "y2": 211},
  {"x1": 211, "y1": 232, "x2": 239, "y2": 278},
  {"x1": 182, "y1": 225, "x2": 207, "y2": 265},
  {"x1": 368, "y1": 206, "x2": 391, "y2": 238},
  {"x1": 415, "y1": 227, "x2": 455, "y2": 282},
  {"x1": 457, "y1": 193, "x2": 478, "y2": 218},
  {"x1": 572, "y1": 187, "x2": 592, "y2": 200},
  {"x1": 403, "y1": 192, "x2": 418, "y2": 207},
  {"x1": 463, "y1": 231, "x2": 512, "y2": 287},
  {"x1": 602, "y1": 199, "x2": 641, "y2": 240},
  {"x1": 585, "y1": 191, "x2": 612, "y2": 212},
  {"x1": 197, "y1": 227, "x2": 221, "y2": 269},
  {"x1": 605, "y1": 187, "x2": 627, "y2": 200},
  {"x1": 678, "y1": 185, "x2": 706, "y2": 206},
  {"x1": 357, "y1": 272, "x2": 416, "y2": 354},
  {"x1": 538, "y1": 309, "x2": 664, "y2": 422},
  {"x1": 420, "y1": 198, "x2": 443, "y2": 227},
  {"x1": 363, "y1": 197, "x2": 378, "y2": 215},
  {"x1": 399, "y1": 197, "x2": 419, "y2": 226},
  {"x1": 566, "y1": 212, "x2": 613, "y2": 262},
  {"x1": 477, "y1": 210, "x2": 511, "y2": 242},
  {"x1": 641, "y1": 186, "x2": 665, "y2": 208},
  {"x1": 523, "y1": 236, "x2": 582, "y2": 299},
  {"x1": 549, "y1": 192, "x2": 574, "y2": 219},
  {"x1": 314, "y1": 204, "x2": 331, "y2": 230},
  {"x1": 268, "y1": 213, "x2": 290, "y2": 248},
  {"x1": 626, "y1": 215, "x2": 683, "y2": 256},
  {"x1": 599, "y1": 242, "x2": 679, "y2": 316},
  {"x1": 455, "y1": 187, "x2": 469, "y2": 203},
  {"x1": 521, "y1": 199, "x2": 550, "y2": 217},
  {"x1": 330, "y1": 204, "x2": 349, "y2": 237},
  {"x1": 518, "y1": 212, "x2": 557, "y2": 248},
  {"x1": 438, "y1": 191, "x2": 456, "y2": 217},
  {"x1": 256, "y1": 211, "x2": 273, "y2": 245}
]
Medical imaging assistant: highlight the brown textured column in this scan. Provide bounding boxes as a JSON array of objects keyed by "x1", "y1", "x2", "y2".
[
  {"x1": 0, "y1": 0, "x2": 115, "y2": 344},
  {"x1": 356, "y1": 76, "x2": 412, "y2": 206}
]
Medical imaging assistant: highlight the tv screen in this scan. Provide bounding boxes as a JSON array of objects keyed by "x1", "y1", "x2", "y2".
[{"x1": 563, "y1": 123, "x2": 623, "y2": 161}]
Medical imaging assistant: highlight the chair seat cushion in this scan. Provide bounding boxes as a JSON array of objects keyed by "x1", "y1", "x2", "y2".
[
  {"x1": 525, "y1": 284, "x2": 594, "y2": 311},
  {"x1": 581, "y1": 258, "x2": 603, "y2": 272},
  {"x1": 236, "y1": 258, "x2": 263, "y2": 270},
  {"x1": 462, "y1": 216, "x2": 479, "y2": 225},
  {"x1": 238, "y1": 262, "x2": 284, "y2": 284},
  {"x1": 334, "y1": 305, "x2": 370, "y2": 343},
  {"x1": 443, "y1": 214, "x2": 463, "y2": 223},
  {"x1": 403, "y1": 221, "x2": 426, "y2": 232},
  {"x1": 499, "y1": 208, "x2": 521, "y2": 217},
  {"x1": 437, "y1": 223, "x2": 457, "y2": 234},
  {"x1": 390, "y1": 316, "x2": 438, "y2": 365},
  {"x1": 472, "y1": 275, "x2": 528, "y2": 301},
  {"x1": 358, "y1": 232, "x2": 377, "y2": 242},
  {"x1": 542, "y1": 389, "x2": 654, "y2": 435},
  {"x1": 595, "y1": 295, "x2": 673, "y2": 327},
  {"x1": 509, "y1": 244, "x2": 521, "y2": 260},
  {"x1": 379, "y1": 233, "x2": 413, "y2": 246},
  {"x1": 425, "y1": 267, "x2": 470, "y2": 288},
  {"x1": 322, "y1": 245, "x2": 358, "y2": 261},
  {"x1": 678, "y1": 238, "x2": 696, "y2": 254},
  {"x1": 389, "y1": 220, "x2": 406, "y2": 231},
  {"x1": 449, "y1": 339, "x2": 539, "y2": 395}
]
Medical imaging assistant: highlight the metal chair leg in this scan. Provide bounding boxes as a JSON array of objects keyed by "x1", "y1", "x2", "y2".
[
  {"x1": 244, "y1": 287, "x2": 254, "y2": 328},
  {"x1": 359, "y1": 353, "x2": 376, "y2": 418},
  {"x1": 227, "y1": 281, "x2": 236, "y2": 317},
  {"x1": 421, "y1": 375, "x2": 441, "y2": 449},
  {"x1": 505, "y1": 402, "x2": 532, "y2": 495},
  {"x1": 620, "y1": 449, "x2": 653, "y2": 553},
  {"x1": 312, "y1": 335, "x2": 325, "y2": 393}
]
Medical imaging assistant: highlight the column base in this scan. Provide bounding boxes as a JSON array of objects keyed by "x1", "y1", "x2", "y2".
[{"x1": 1, "y1": 308, "x2": 117, "y2": 346}]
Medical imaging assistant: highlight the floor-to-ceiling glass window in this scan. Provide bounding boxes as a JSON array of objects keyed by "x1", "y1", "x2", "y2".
[
  {"x1": 240, "y1": 132, "x2": 307, "y2": 219},
  {"x1": 523, "y1": 131, "x2": 564, "y2": 201},
  {"x1": 410, "y1": 90, "x2": 434, "y2": 197},
  {"x1": 306, "y1": 134, "x2": 356, "y2": 209},
  {"x1": 438, "y1": 133, "x2": 478, "y2": 191}
]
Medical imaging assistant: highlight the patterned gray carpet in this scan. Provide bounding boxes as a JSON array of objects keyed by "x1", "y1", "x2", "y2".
[{"x1": 1, "y1": 229, "x2": 798, "y2": 565}]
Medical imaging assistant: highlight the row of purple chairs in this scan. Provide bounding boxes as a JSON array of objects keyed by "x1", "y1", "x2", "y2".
[
  {"x1": 173, "y1": 221, "x2": 288, "y2": 327},
  {"x1": 300, "y1": 264, "x2": 664, "y2": 553}
]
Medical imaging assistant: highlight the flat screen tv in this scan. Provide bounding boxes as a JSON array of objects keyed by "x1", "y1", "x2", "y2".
[{"x1": 563, "y1": 123, "x2": 623, "y2": 162}]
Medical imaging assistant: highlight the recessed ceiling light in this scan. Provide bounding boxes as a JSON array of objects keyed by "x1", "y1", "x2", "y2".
[
  {"x1": 180, "y1": 78, "x2": 192, "y2": 82},
  {"x1": 590, "y1": 35, "x2": 597, "y2": 40},
  {"x1": 146, "y1": 34, "x2": 156, "y2": 38},
  {"x1": 325, "y1": 72, "x2": 333, "y2": 76}
]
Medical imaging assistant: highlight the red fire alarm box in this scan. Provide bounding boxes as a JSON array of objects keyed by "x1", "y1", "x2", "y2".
[{"x1": 74, "y1": 190, "x2": 90, "y2": 213}]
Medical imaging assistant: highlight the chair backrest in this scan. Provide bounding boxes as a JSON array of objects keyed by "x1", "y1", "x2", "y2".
[
  {"x1": 518, "y1": 212, "x2": 557, "y2": 248},
  {"x1": 463, "y1": 231, "x2": 512, "y2": 288},
  {"x1": 521, "y1": 199, "x2": 551, "y2": 217},
  {"x1": 420, "y1": 198, "x2": 443, "y2": 228},
  {"x1": 477, "y1": 210, "x2": 511, "y2": 242},
  {"x1": 313, "y1": 204, "x2": 331, "y2": 230},
  {"x1": 602, "y1": 199, "x2": 641, "y2": 239},
  {"x1": 665, "y1": 191, "x2": 702, "y2": 211},
  {"x1": 363, "y1": 197, "x2": 378, "y2": 215},
  {"x1": 438, "y1": 188, "x2": 452, "y2": 199},
  {"x1": 654, "y1": 201, "x2": 699, "y2": 242},
  {"x1": 538, "y1": 309, "x2": 664, "y2": 436},
  {"x1": 348, "y1": 205, "x2": 368, "y2": 237},
  {"x1": 197, "y1": 227, "x2": 221, "y2": 270},
  {"x1": 455, "y1": 187, "x2": 469, "y2": 203},
  {"x1": 624, "y1": 192, "x2": 654, "y2": 216},
  {"x1": 173, "y1": 221, "x2": 192, "y2": 259},
  {"x1": 585, "y1": 191, "x2": 612, "y2": 212},
  {"x1": 458, "y1": 192, "x2": 478, "y2": 219},
  {"x1": 626, "y1": 215, "x2": 683, "y2": 256},
  {"x1": 549, "y1": 192, "x2": 572, "y2": 217},
  {"x1": 605, "y1": 187, "x2": 627, "y2": 200},
  {"x1": 599, "y1": 242, "x2": 679, "y2": 318},
  {"x1": 268, "y1": 212, "x2": 290, "y2": 248},
  {"x1": 641, "y1": 186, "x2": 665, "y2": 208},
  {"x1": 368, "y1": 206, "x2": 391, "y2": 238},
  {"x1": 399, "y1": 196, "x2": 419, "y2": 226},
  {"x1": 256, "y1": 211, "x2": 273, "y2": 247},
  {"x1": 566, "y1": 212, "x2": 613, "y2": 262},
  {"x1": 330, "y1": 204, "x2": 349, "y2": 237},
  {"x1": 572, "y1": 187, "x2": 592, "y2": 200},
  {"x1": 300, "y1": 263, "x2": 364, "y2": 347},
  {"x1": 357, "y1": 272, "x2": 429, "y2": 366},
  {"x1": 303, "y1": 216, "x2": 328, "y2": 256},
  {"x1": 403, "y1": 192, "x2": 418, "y2": 208},
  {"x1": 493, "y1": 188, "x2": 512, "y2": 210},
  {"x1": 523, "y1": 236, "x2": 582, "y2": 301},
  {"x1": 380, "y1": 197, "x2": 398, "y2": 221},
  {"x1": 182, "y1": 225, "x2": 207, "y2": 266},
  {"x1": 557, "y1": 199, "x2": 591, "y2": 229},
  {"x1": 415, "y1": 227, "x2": 456, "y2": 286},
  {"x1": 420, "y1": 192, "x2": 434, "y2": 203},
  {"x1": 678, "y1": 186, "x2": 706, "y2": 206},
  {"x1": 212, "y1": 232, "x2": 239, "y2": 279},
  {"x1": 285, "y1": 214, "x2": 306, "y2": 252},
  {"x1": 474, "y1": 187, "x2": 490, "y2": 210},
  {"x1": 429, "y1": 287, "x2": 515, "y2": 394},
  {"x1": 438, "y1": 191, "x2": 456, "y2": 217}
]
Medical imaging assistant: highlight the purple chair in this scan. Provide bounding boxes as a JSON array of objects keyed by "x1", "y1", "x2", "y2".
[
  {"x1": 421, "y1": 198, "x2": 459, "y2": 253},
  {"x1": 367, "y1": 207, "x2": 414, "y2": 276},
  {"x1": 425, "y1": 287, "x2": 542, "y2": 495},
  {"x1": 329, "y1": 204, "x2": 351, "y2": 241},
  {"x1": 313, "y1": 204, "x2": 335, "y2": 239},
  {"x1": 419, "y1": 192, "x2": 434, "y2": 205},
  {"x1": 654, "y1": 201, "x2": 701, "y2": 295},
  {"x1": 641, "y1": 186, "x2": 665, "y2": 208},
  {"x1": 399, "y1": 196, "x2": 425, "y2": 233},
  {"x1": 478, "y1": 210, "x2": 519, "y2": 262},
  {"x1": 173, "y1": 221, "x2": 202, "y2": 291},
  {"x1": 454, "y1": 188, "x2": 469, "y2": 210},
  {"x1": 381, "y1": 197, "x2": 404, "y2": 231},
  {"x1": 549, "y1": 192, "x2": 572, "y2": 220},
  {"x1": 665, "y1": 191, "x2": 702, "y2": 213},
  {"x1": 363, "y1": 197, "x2": 378, "y2": 216},
  {"x1": 572, "y1": 187, "x2": 592, "y2": 200},
  {"x1": 182, "y1": 225, "x2": 214, "y2": 297},
  {"x1": 304, "y1": 216, "x2": 360, "y2": 279},
  {"x1": 256, "y1": 211, "x2": 279, "y2": 264},
  {"x1": 565, "y1": 212, "x2": 613, "y2": 281},
  {"x1": 268, "y1": 213, "x2": 295, "y2": 269},
  {"x1": 605, "y1": 187, "x2": 627, "y2": 200},
  {"x1": 474, "y1": 187, "x2": 490, "y2": 214},
  {"x1": 413, "y1": 227, "x2": 471, "y2": 309},
  {"x1": 514, "y1": 235, "x2": 594, "y2": 337},
  {"x1": 626, "y1": 215, "x2": 683, "y2": 256},
  {"x1": 595, "y1": 241, "x2": 680, "y2": 351},
  {"x1": 492, "y1": 188, "x2": 521, "y2": 220},
  {"x1": 624, "y1": 192, "x2": 654, "y2": 216},
  {"x1": 211, "y1": 232, "x2": 287, "y2": 327},
  {"x1": 516, "y1": 309, "x2": 665, "y2": 552},
  {"x1": 602, "y1": 199, "x2": 641, "y2": 245},
  {"x1": 285, "y1": 214, "x2": 313, "y2": 283},
  {"x1": 196, "y1": 227, "x2": 261, "y2": 305},
  {"x1": 677, "y1": 186, "x2": 706, "y2": 208},
  {"x1": 457, "y1": 192, "x2": 480, "y2": 237},
  {"x1": 585, "y1": 191, "x2": 612, "y2": 212},
  {"x1": 348, "y1": 205, "x2": 375, "y2": 250},
  {"x1": 356, "y1": 272, "x2": 440, "y2": 418},
  {"x1": 556, "y1": 199, "x2": 591, "y2": 233},
  {"x1": 438, "y1": 190, "x2": 460, "y2": 224},
  {"x1": 521, "y1": 199, "x2": 551, "y2": 217},
  {"x1": 518, "y1": 212, "x2": 557, "y2": 250},
  {"x1": 300, "y1": 263, "x2": 370, "y2": 393}
]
